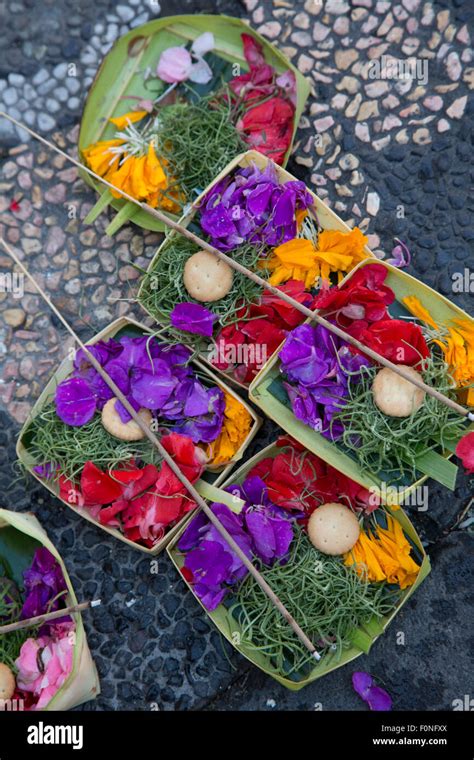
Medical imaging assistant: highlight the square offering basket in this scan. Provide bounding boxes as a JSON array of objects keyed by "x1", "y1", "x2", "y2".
[
  {"x1": 137, "y1": 149, "x2": 375, "y2": 390},
  {"x1": 249, "y1": 258, "x2": 474, "y2": 506},
  {"x1": 0, "y1": 508, "x2": 100, "y2": 710},
  {"x1": 78, "y1": 15, "x2": 310, "y2": 235},
  {"x1": 16, "y1": 316, "x2": 260, "y2": 556},
  {"x1": 167, "y1": 442, "x2": 431, "y2": 690}
]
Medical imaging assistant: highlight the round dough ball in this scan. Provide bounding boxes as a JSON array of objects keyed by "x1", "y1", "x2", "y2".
[
  {"x1": 372, "y1": 365, "x2": 425, "y2": 418},
  {"x1": 101, "y1": 398, "x2": 152, "y2": 442},
  {"x1": 0, "y1": 663, "x2": 15, "y2": 701},
  {"x1": 183, "y1": 250, "x2": 233, "y2": 303},
  {"x1": 307, "y1": 502, "x2": 360, "y2": 556}
]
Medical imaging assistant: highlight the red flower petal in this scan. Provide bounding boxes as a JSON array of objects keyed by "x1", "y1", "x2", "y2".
[
  {"x1": 456, "y1": 432, "x2": 474, "y2": 474},
  {"x1": 99, "y1": 499, "x2": 129, "y2": 525},
  {"x1": 181, "y1": 566, "x2": 194, "y2": 583},
  {"x1": 80, "y1": 461, "x2": 124, "y2": 505}
]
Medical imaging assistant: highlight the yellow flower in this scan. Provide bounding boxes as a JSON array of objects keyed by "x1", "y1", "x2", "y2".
[
  {"x1": 402, "y1": 296, "x2": 474, "y2": 398},
  {"x1": 109, "y1": 110, "x2": 148, "y2": 129},
  {"x1": 81, "y1": 138, "x2": 124, "y2": 177},
  {"x1": 206, "y1": 393, "x2": 252, "y2": 466},
  {"x1": 402, "y1": 295, "x2": 439, "y2": 330},
  {"x1": 262, "y1": 227, "x2": 370, "y2": 287},
  {"x1": 344, "y1": 515, "x2": 420, "y2": 589},
  {"x1": 83, "y1": 136, "x2": 182, "y2": 213}
]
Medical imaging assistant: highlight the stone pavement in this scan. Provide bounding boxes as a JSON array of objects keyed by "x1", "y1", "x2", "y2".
[{"x1": 0, "y1": 0, "x2": 473, "y2": 710}]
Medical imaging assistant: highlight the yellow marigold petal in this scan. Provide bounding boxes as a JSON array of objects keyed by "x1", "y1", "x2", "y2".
[
  {"x1": 130, "y1": 155, "x2": 149, "y2": 200},
  {"x1": 208, "y1": 393, "x2": 252, "y2": 466},
  {"x1": 273, "y1": 238, "x2": 317, "y2": 267},
  {"x1": 345, "y1": 516, "x2": 420, "y2": 589},
  {"x1": 402, "y1": 295, "x2": 439, "y2": 330},
  {"x1": 109, "y1": 110, "x2": 148, "y2": 129},
  {"x1": 82, "y1": 139, "x2": 124, "y2": 177},
  {"x1": 144, "y1": 142, "x2": 167, "y2": 188},
  {"x1": 108, "y1": 156, "x2": 134, "y2": 198},
  {"x1": 317, "y1": 227, "x2": 369, "y2": 257},
  {"x1": 316, "y1": 227, "x2": 370, "y2": 276}
]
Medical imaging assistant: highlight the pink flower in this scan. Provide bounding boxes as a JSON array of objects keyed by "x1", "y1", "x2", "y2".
[
  {"x1": 15, "y1": 633, "x2": 74, "y2": 710},
  {"x1": 456, "y1": 431, "x2": 474, "y2": 474},
  {"x1": 156, "y1": 33, "x2": 214, "y2": 84},
  {"x1": 157, "y1": 46, "x2": 193, "y2": 83}
]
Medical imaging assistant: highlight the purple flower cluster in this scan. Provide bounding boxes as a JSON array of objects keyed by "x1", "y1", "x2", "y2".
[
  {"x1": 54, "y1": 335, "x2": 225, "y2": 443},
  {"x1": 279, "y1": 323, "x2": 370, "y2": 440},
  {"x1": 20, "y1": 548, "x2": 67, "y2": 626},
  {"x1": 199, "y1": 162, "x2": 313, "y2": 252},
  {"x1": 178, "y1": 476, "x2": 294, "y2": 610}
]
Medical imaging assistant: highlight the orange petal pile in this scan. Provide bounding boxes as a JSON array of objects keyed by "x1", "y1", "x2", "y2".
[
  {"x1": 206, "y1": 392, "x2": 253, "y2": 466},
  {"x1": 263, "y1": 227, "x2": 370, "y2": 287},
  {"x1": 344, "y1": 515, "x2": 420, "y2": 589},
  {"x1": 402, "y1": 295, "x2": 474, "y2": 405}
]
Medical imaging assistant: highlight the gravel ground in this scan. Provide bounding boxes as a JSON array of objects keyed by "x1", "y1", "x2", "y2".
[{"x1": 0, "y1": 0, "x2": 473, "y2": 711}]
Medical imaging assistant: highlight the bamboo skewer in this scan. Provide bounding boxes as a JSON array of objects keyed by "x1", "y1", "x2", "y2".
[
  {"x1": 1, "y1": 111, "x2": 472, "y2": 422},
  {"x1": 0, "y1": 238, "x2": 321, "y2": 661},
  {"x1": 0, "y1": 599, "x2": 102, "y2": 635}
]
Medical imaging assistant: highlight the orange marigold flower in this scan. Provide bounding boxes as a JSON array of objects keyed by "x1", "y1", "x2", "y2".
[
  {"x1": 344, "y1": 515, "x2": 421, "y2": 589},
  {"x1": 402, "y1": 296, "x2": 474, "y2": 399},
  {"x1": 263, "y1": 227, "x2": 370, "y2": 287},
  {"x1": 206, "y1": 393, "x2": 252, "y2": 466}
]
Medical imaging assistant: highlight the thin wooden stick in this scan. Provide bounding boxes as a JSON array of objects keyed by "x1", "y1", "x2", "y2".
[
  {"x1": 0, "y1": 238, "x2": 321, "y2": 660},
  {"x1": 0, "y1": 599, "x2": 101, "y2": 635},
  {"x1": 1, "y1": 111, "x2": 471, "y2": 422}
]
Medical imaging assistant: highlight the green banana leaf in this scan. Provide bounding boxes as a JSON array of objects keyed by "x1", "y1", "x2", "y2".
[
  {"x1": 249, "y1": 259, "x2": 474, "y2": 505},
  {"x1": 0, "y1": 509, "x2": 100, "y2": 710},
  {"x1": 167, "y1": 442, "x2": 430, "y2": 690},
  {"x1": 78, "y1": 14, "x2": 310, "y2": 235}
]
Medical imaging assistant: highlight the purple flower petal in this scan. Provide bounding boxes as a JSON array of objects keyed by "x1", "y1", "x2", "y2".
[
  {"x1": 199, "y1": 163, "x2": 312, "y2": 252},
  {"x1": 352, "y1": 672, "x2": 392, "y2": 711},
  {"x1": 21, "y1": 548, "x2": 68, "y2": 630},
  {"x1": 55, "y1": 377, "x2": 97, "y2": 426},
  {"x1": 131, "y1": 361, "x2": 177, "y2": 410},
  {"x1": 186, "y1": 541, "x2": 233, "y2": 586},
  {"x1": 170, "y1": 302, "x2": 217, "y2": 338},
  {"x1": 352, "y1": 671, "x2": 373, "y2": 699},
  {"x1": 386, "y1": 239, "x2": 411, "y2": 269},
  {"x1": 367, "y1": 685, "x2": 393, "y2": 712}
]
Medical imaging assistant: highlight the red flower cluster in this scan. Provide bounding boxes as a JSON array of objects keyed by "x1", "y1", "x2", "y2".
[
  {"x1": 249, "y1": 435, "x2": 379, "y2": 516},
  {"x1": 228, "y1": 33, "x2": 297, "y2": 165},
  {"x1": 59, "y1": 433, "x2": 206, "y2": 547},
  {"x1": 212, "y1": 279, "x2": 317, "y2": 384},
  {"x1": 314, "y1": 263, "x2": 429, "y2": 368}
]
